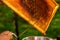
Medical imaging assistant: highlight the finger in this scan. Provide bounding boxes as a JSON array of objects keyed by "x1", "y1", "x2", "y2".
[{"x1": 0, "y1": 31, "x2": 13, "y2": 40}]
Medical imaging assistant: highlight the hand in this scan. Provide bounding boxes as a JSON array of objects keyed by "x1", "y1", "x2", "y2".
[{"x1": 0, "y1": 31, "x2": 13, "y2": 40}]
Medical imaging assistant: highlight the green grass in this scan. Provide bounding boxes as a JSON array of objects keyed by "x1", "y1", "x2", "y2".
[{"x1": 0, "y1": 1, "x2": 60, "y2": 40}]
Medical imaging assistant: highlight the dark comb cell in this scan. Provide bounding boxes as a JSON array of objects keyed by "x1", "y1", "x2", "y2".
[{"x1": 20, "y1": 0, "x2": 50, "y2": 21}]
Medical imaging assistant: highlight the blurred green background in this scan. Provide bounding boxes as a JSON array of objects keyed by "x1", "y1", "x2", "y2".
[{"x1": 0, "y1": 1, "x2": 60, "y2": 40}]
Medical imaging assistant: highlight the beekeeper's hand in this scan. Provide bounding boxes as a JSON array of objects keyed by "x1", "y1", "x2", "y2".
[{"x1": 0, "y1": 31, "x2": 13, "y2": 40}]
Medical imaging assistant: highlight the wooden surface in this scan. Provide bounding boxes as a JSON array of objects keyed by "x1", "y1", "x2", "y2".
[{"x1": 1, "y1": 0, "x2": 59, "y2": 34}]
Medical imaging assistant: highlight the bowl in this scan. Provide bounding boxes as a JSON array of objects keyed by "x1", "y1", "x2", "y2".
[{"x1": 22, "y1": 36, "x2": 53, "y2": 40}]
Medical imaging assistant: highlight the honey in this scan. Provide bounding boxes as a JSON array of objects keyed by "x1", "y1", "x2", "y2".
[{"x1": 1, "y1": 0, "x2": 59, "y2": 34}]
